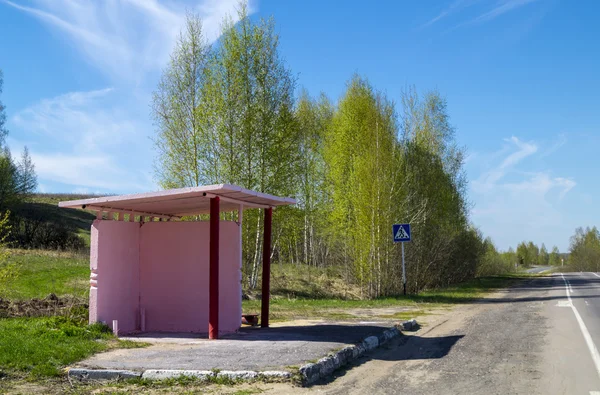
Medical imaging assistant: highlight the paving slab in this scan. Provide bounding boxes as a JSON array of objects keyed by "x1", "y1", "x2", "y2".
[{"x1": 77, "y1": 320, "x2": 397, "y2": 371}]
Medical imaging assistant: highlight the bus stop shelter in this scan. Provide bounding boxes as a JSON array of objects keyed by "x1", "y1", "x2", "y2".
[{"x1": 59, "y1": 184, "x2": 295, "y2": 339}]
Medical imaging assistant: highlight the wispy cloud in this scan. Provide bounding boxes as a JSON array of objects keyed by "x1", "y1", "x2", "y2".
[
  {"x1": 12, "y1": 88, "x2": 134, "y2": 153},
  {"x1": 470, "y1": 135, "x2": 576, "y2": 250},
  {"x1": 9, "y1": 88, "x2": 153, "y2": 192},
  {"x1": 468, "y1": 0, "x2": 539, "y2": 25},
  {"x1": 3, "y1": 0, "x2": 249, "y2": 193},
  {"x1": 421, "y1": 0, "x2": 479, "y2": 28},
  {"x1": 1, "y1": 0, "x2": 242, "y2": 83},
  {"x1": 30, "y1": 152, "x2": 148, "y2": 191},
  {"x1": 541, "y1": 133, "x2": 567, "y2": 157},
  {"x1": 476, "y1": 136, "x2": 537, "y2": 189},
  {"x1": 423, "y1": 0, "x2": 541, "y2": 30}
]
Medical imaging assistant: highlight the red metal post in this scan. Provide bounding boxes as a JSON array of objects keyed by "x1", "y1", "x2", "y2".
[
  {"x1": 261, "y1": 207, "x2": 273, "y2": 328},
  {"x1": 209, "y1": 196, "x2": 220, "y2": 339}
]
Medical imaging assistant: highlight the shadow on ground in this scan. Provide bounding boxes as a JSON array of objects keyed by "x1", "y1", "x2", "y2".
[
  {"x1": 126, "y1": 323, "x2": 399, "y2": 344},
  {"x1": 316, "y1": 334, "x2": 465, "y2": 386}
]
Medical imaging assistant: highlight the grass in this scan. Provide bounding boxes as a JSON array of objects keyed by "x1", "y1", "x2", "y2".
[
  {"x1": 2, "y1": 249, "x2": 89, "y2": 300},
  {"x1": 0, "y1": 315, "x2": 148, "y2": 381},
  {"x1": 11, "y1": 193, "x2": 98, "y2": 247},
  {"x1": 1, "y1": 317, "x2": 115, "y2": 378},
  {"x1": 242, "y1": 275, "x2": 521, "y2": 322},
  {"x1": 0, "y1": 249, "x2": 149, "y2": 382},
  {"x1": 266, "y1": 263, "x2": 363, "y2": 300}
]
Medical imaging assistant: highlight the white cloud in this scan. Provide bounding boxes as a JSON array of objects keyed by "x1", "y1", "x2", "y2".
[
  {"x1": 2, "y1": 0, "x2": 243, "y2": 83},
  {"x1": 11, "y1": 88, "x2": 136, "y2": 153},
  {"x1": 502, "y1": 173, "x2": 576, "y2": 200},
  {"x1": 474, "y1": 136, "x2": 537, "y2": 192},
  {"x1": 9, "y1": 88, "x2": 155, "y2": 193},
  {"x1": 470, "y1": 135, "x2": 576, "y2": 251},
  {"x1": 31, "y1": 152, "x2": 148, "y2": 192}
]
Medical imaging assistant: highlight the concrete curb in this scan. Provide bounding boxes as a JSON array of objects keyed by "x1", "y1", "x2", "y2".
[
  {"x1": 68, "y1": 368, "x2": 142, "y2": 380},
  {"x1": 68, "y1": 368, "x2": 292, "y2": 382},
  {"x1": 299, "y1": 319, "x2": 417, "y2": 385},
  {"x1": 69, "y1": 319, "x2": 417, "y2": 386}
]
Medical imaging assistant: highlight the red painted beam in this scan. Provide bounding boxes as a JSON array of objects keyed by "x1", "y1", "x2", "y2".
[
  {"x1": 261, "y1": 207, "x2": 273, "y2": 328},
  {"x1": 209, "y1": 196, "x2": 220, "y2": 339}
]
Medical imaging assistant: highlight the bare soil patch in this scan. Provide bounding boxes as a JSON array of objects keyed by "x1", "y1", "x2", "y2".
[{"x1": 0, "y1": 293, "x2": 87, "y2": 318}]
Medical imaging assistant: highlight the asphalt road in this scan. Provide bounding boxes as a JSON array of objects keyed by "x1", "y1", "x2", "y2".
[
  {"x1": 525, "y1": 265, "x2": 553, "y2": 273},
  {"x1": 268, "y1": 272, "x2": 600, "y2": 395}
]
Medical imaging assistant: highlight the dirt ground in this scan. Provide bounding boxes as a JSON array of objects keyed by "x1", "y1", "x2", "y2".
[{"x1": 0, "y1": 294, "x2": 87, "y2": 318}]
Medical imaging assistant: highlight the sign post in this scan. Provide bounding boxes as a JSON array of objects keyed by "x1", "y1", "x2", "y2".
[{"x1": 393, "y1": 224, "x2": 411, "y2": 295}]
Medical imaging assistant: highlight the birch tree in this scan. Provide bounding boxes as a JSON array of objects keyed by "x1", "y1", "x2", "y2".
[
  {"x1": 294, "y1": 91, "x2": 333, "y2": 266},
  {"x1": 208, "y1": 4, "x2": 299, "y2": 288},
  {"x1": 324, "y1": 76, "x2": 401, "y2": 297},
  {"x1": 152, "y1": 14, "x2": 214, "y2": 188}
]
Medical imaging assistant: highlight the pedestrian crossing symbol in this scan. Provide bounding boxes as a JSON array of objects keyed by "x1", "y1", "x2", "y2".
[{"x1": 393, "y1": 224, "x2": 411, "y2": 242}]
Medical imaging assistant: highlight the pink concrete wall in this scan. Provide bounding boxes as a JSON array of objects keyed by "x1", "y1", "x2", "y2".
[
  {"x1": 139, "y1": 221, "x2": 241, "y2": 333},
  {"x1": 90, "y1": 220, "x2": 140, "y2": 334}
]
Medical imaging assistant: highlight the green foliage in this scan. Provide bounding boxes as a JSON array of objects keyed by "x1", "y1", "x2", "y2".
[
  {"x1": 516, "y1": 240, "x2": 541, "y2": 266},
  {"x1": 151, "y1": 7, "x2": 512, "y2": 298},
  {"x1": 538, "y1": 243, "x2": 549, "y2": 266},
  {"x1": 0, "y1": 147, "x2": 37, "y2": 209},
  {"x1": 0, "y1": 70, "x2": 37, "y2": 210},
  {"x1": 153, "y1": 5, "x2": 300, "y2": 289},
  {"x1": 8, "y1": 193, "x2": 96, "y2": 250},
  {"x1": 549, "y1": 245, "x2": 561, "y2": 266},
  {"x1": 323, "y1": 75, "x2": 400, "y2": 297},
  {"x1": 0, "y1": 211, "x2": 15, "y2": 295},
  {"x1": 477, "y1": 237, "x2": 516, "y2": 276},
  {"x1": 397, "y1": 88, "x2": 478, "y2": 292},
  {"x1": 568, "y1": 227, "x2": 600, "y2": 271}
]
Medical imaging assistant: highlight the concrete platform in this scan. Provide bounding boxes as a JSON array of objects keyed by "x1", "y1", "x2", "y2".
[{"x1": 77, "y1": 320, "x2": 398, "y2": 372}]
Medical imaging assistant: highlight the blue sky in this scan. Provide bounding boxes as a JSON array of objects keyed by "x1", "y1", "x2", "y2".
[{"x1": 0, "y1": 0, "x2": 598, "y2": 252}]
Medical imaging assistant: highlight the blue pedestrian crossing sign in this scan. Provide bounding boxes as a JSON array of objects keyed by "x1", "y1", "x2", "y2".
[{"x1": 393, "y1": 224, "x2": 411, "y2": 242}]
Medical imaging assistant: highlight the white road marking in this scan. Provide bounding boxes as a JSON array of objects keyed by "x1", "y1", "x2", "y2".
[
  {"x1": 589, "y1": 391, "x2": 600, "y2": 395},
  {"x1": 557, "y1": 300, "x2": 572, "y2": 307},
  {"x1": 560, "y1": 274, "x2": 600, "y2": 381},
  {"x1": 591, "y1": 272, "x2": 600, "y2": 278},
  {"x1": 587, "y1": 301, "x2": 591, "y2": 306}
]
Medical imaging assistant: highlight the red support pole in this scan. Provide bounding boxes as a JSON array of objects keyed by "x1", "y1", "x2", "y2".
[
  {"x1": 209, "y1": 196, "x2": 220, "y2": 339},
  {"x1": 261, "y1": 207, "x2": 273, "y2": 328}
]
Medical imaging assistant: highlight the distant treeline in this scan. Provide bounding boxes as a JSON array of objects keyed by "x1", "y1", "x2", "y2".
[{"x1": 480, "y1": 239, "x2": 568, "y2": 274}]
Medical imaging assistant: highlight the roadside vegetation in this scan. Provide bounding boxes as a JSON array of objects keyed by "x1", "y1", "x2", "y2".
[
  {"x1": 565, "y1": 227, "x2": 600, "y2": 271},
  {"x1": 151, "y1": 3, "x2": 523, "y2": 298}
]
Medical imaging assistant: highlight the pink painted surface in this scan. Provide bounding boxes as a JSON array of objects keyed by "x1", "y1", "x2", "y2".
[
  {"x1": 91, "y1": 220, "x2": 140, "y2": 334},
  {"x1": 139, "y1": 221, "x2": 241, "y2": 333},
  {"x1": 90, "y1": 220, "x2": 241, "y2": 335}
]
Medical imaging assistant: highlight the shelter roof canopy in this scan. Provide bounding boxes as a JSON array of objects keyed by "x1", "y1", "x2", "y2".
[{"x1": 58, "y1": 184, "x2": 296, "y2": 218}]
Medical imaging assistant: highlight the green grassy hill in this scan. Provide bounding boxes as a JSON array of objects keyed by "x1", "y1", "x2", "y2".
[{"x1": 12, "y1": 193, "x2": 98, "y2": 247}]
